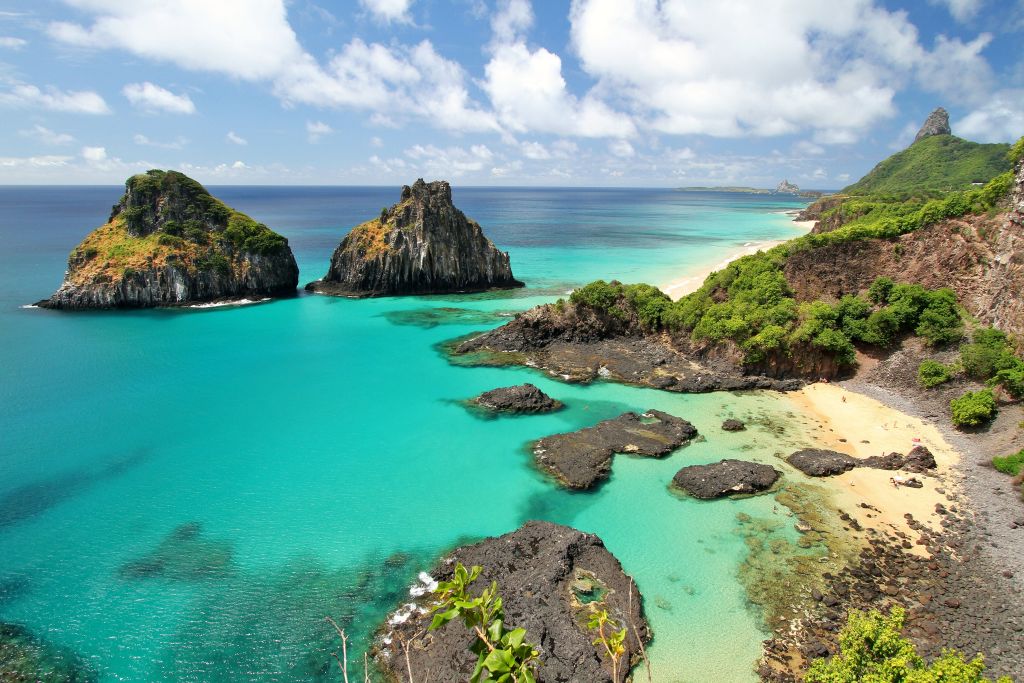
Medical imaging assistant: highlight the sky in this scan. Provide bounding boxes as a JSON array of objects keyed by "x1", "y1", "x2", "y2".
[{"x1": 1, "y1": 0, "x2": 1022, "y2": 187}]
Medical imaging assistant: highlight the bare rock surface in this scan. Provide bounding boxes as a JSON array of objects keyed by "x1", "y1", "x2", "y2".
[
  {"x1": 672, "y1": 459, "x2": 780, "y2": 499},
  {"x1": 472, "y1": 383, "x2": 562, "y2": 413},
  {"x1": 913, "y1": 107, "x2": 951, "y2": 143}
]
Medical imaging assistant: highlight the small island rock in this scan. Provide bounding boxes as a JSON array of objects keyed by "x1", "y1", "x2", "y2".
[
  {"x1": 534, "y1": 410, "x2": 698, "y2": 489},
  {"x1": 473, "y1": 383, "x2": 563, "y2": 413},
  {"x1": 306, "y1": 179, "x2": 523, "y2": 297},
  {"x1": 787, "y1": 448, "x2": 858, "y2": 477},
  {"x1": 375, "y1": 520, "x2": 649, "y2": 683},
  {"x1": 39, "y1": 170, "x2": 298, "y2": 309},
  {"x1": 721, "y1": 418, "x2": 747, "y2": 432},
  {"x1": 672, "y1": 459, "x2": 781, "y2": 499}
]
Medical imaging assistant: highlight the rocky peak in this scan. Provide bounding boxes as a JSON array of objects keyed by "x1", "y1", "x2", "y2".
[
  {"x1": 400, "y1": 178, "x2": 451, "y2": 205},
  {"x1": 111, "y1": 169, "x2": 231, "y2": 238},
  {"x1": 913, "y1": 107, "x2": 951, "y2": 144},
  {"x1": 776, "y1": 179, "x2": 800, "y2": 193}
]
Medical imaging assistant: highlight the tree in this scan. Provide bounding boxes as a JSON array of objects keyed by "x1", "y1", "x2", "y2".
[{"x1": 950, "y1": 389, "x2": 997, "y2": 428}]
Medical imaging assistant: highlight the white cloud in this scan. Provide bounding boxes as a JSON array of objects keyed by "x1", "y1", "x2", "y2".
[
  {"x1": 307, "y1": 120, "x2": 332, "y2": 142},
  {"x1": 370, "y1": 136, "x2": 384, "y2": 147},
  {"x1": 0, "y1": 36, "x2": 26, "y2": 49},
  {"x1": 483, "y1": 42, "x2": 635, "y2": 137},
  {"x1": 568, "y1": 0, "x2": 995, "y2": 143},
  {"x1": 19, "y1": 124, "x2": 73, "y2": 145},
  {"x1": 0, "y1": 155, "x2": 72, "y2": 168},
  {"x1": 359, "y1": 0, "x2": 414, "y2": 23},
  {"x1": 122, "y1": 82, "x2": 195, "y2": 114},
  {"x1": 0, "y1": 83, "x2": 110, "y2": 114},
  {"x1": 793, "y1": 140, "x2": 825, "y2": 156},
  {"x1": 812, "y1": 167, "x2": 827, "y2": 179},
  {"x1": 81, "y1": 146, "x2": 107, "y2": 163},
  {"x1": 133, "y1": 133, "x2": 187, "y2": 149},
  {"x1": 609, "y1": 139, "x2": 635, "y2": 157},
  {"x1": 956, "y1": 90, "x2": 1024, "y2": 143},
  {"x1": 520, "y1": 141, "x2": 551, "y2": 159},
  {"x1": 930, "y1": 0, "x2": 983, "y2": 22},
  {"x1": 491, "y1": 0, "x2": 533, "y2": 45},
  {"x1": 404, "y1": 144, "x2": 494, "y2": 177},
  {"x1": 226, "y1": 131, "x2": 248, "y2": 145}
]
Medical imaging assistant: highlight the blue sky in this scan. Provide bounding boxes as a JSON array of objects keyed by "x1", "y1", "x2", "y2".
[{"x1": 1, "y1": 0, "x2": 1022, "y2": 187}]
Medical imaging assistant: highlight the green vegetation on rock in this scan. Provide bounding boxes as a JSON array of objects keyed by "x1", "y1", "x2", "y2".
[
  {"x1": 806, "y1": 607, "x2": 1010, "y2": 683},
  {"x1": 918, "y1": 360, "x2": 953, "y2": 388},
  {"x1": 841, "y1": 134, "x2": 1011, "y2": 200},
  {"x1": 950, "y1": 388, "x2": 998, "y2": 428},
  {"x1": 992, "y1": 449, "x2": 1024, "y2": 477}
]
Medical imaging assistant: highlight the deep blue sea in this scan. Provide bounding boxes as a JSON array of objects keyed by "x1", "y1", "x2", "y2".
[{"x1": 0, "y1": 186, "x2": 818, "y2": 682}]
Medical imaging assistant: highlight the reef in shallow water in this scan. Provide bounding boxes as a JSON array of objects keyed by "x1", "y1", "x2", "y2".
[
  {"x1": 119, "y1": 522, "x2": 234, "y2": 581},
  {"x1": 0, "y1": 622, "x2": 96, "y2": 683}
]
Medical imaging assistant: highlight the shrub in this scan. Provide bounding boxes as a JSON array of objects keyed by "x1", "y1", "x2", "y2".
[
  {"x1": 992, "y1": 449, "x2": 1024, "y2": 476},
  {"x1": 812, "y1": 328, "x2": 857, "y2": 367},
  {"x1": 623, "y1": 283, "x2": 670, "y2": 330},
  {"x1": 806, "y1": 607, "x2": 1009, "y2": 683},
  {"x1": 223, "y1": 213, "x2": 288, "y2": 255},
  {"x1": 991, "y1": 366, "x2": 1024, "y2": 399},
  {"x1": 569, "y1": 280, "x2": 622, "y2": 312},
  {"x1": 915, "y1": 288, "x2": 962, "y2": 346},
  {"x1": 918, "y1": 360, "x2": 952, "y2": 388},
  {"x1": 950, "y1": 389, "x2": 997, "y2": 428},
  {"x1": 861, "y1": 308, "x2": 901, "y2": 347},
  {"x1": 960, "y1": 327, "x2": 1018, "y2": 380},
  {"x1": 743, "y1": 324, "x2": 789, "y2": 364},
  {"x1": 196, "y1": 252, "x2": 231, "y2": 276}
]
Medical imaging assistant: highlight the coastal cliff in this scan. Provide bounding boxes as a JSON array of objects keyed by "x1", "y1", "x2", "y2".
[
  {"x1": 306, "y1": 179, "x2": 523, "y2": 297},
  {"x1": 374, "y1": 521, "x2": 649, "y2": 683},
  {"x1": 39, "y1": 170, "x2": 298, "y2": 309}
]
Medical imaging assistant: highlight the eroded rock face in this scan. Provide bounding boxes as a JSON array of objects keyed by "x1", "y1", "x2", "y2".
[
  {"x1": 913, "y1": 107, "x2": 951, "y2": 143},
  {"x1": 39, "y1": 170, "x2": 298, "y2": 309},
  {"x1": 472, "y1": 383, "x2": 563, "y2": 413},
  {"x1": 533, "y1": 410, "x2": 698, "y2": 489},
  {"x1": 672, "y1": 459, "x2": 780, "y2": 499},
  {"x1": 307, "y1": 179, "x2": 523, "y2": 297},
  {"x1": 787, "y1": 449, "x2": 858, "y2": 477},
  {"x1": 374, "y1": 521, "x2": 649, "y2": 683}
]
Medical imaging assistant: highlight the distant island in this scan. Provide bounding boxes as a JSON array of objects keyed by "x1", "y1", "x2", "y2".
[{"x1": 677, "y1": 183, "x2": 825, "y2": 198}]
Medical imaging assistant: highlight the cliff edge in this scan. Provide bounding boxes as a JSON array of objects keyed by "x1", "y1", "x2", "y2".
[{"x1": 306, "y1": 179, "x2": 523, "y2": 297}]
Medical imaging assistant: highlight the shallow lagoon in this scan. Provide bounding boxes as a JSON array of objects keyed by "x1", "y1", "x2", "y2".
[{"x1": 0, "y1": 186, "x2": 814, "y2": 681}]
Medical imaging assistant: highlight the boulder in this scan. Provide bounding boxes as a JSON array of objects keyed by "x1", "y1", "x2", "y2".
[
  {"x1": 672, "y1": 459, "x2": 781, "y2": 499},
  {"x1": 472, "y1": 383, "x2": 563, "y2": 413},
  {"x1": 903, "y1": 445, "x2": 937, "y2": 473},
  {"x1": 374, "y1": 521, "x2": 649, "y2": 683},
  {"x1": 306, "y1": 179, "x2": 523, "y2": 297},
  {"x1": 787, "y1": 449, "x2": 858, "y2": 477},
  {"x1": 39, "y1": 170, "x2": 298, "y2": 309},
  {"x1": 533, "y1": 410, "x2": 698, "y2": 489},
  {"x1": 721, "y1": 419, "x2": 747, "y2": 432}
]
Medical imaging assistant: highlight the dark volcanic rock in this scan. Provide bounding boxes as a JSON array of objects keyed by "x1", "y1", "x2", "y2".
[
  {"x1": 472, "y1": 383, "x2": 563, "y2": 413},
  {"x1": 913, "y1": 107, "x2": 951, "y2": 143},
  {"x1": 0, "y1": 621, "x2": 96, "y2": 682},
  {"x1": 787, "y1": 448, "x2": 858, "y2": 477},
  {"x1": 903, "y1": 445, "x2": 937, "y2": 473},
  {"x1": 375, "y1": 521, "x2": 649, "y2": 683},
  {"x1": 306, "y1": 179, "x2": 523, "y2": 297},
  {"x1": 672, "y1": 459, "x2": 780, "y2": 499},
  {"x1": 39, "y1": 170, "x2": 298, "y2": 309},
  {"x1": 533, "y1": 410, "x2": 698, "y2": 489},
  {"x1": 722, "y1": 418, "x2": 747, "y2": 432}
]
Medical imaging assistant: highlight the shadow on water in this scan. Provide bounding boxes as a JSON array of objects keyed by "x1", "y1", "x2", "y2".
[
  {"x1": 0, "y1": 449, "x2": 150, "y2": 530},
  {"x1": 162, "y1": 548, "x2": 438, "y2": 682},
  {"x1": 0, "y1": 575, "x2": 30, "y2": 609},
  {"x1": 382, "y1": 307, "x2": 516, "y2": 329},
  {"x1": 119, "y1": 522, "x2": 234, "y2": 581}
]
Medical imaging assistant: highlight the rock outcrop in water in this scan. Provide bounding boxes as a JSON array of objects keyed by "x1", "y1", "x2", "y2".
[
  {"x1": 472, "y1": 383, "x2": 562, "y2": 413},
  {"x1": 533, "y1": 410, "x2": 698, "y2": 489},
  {"x1": 306, "y1": 179, "x2": 523, "y2": 297},
  {"x1": 788, "y1": 445, "x2": 938, "y2": 478},
  {"x1": 0, "y1": 622, "x2": 96, "y2": 682},
  {"x1": 39, "y1": 170, "x2": 298, "y2": 309},
  {"x1": 913, "y1": 107, "x2": 951, "y2": 143},
  {"x1": 671, "y1": 459, "x2": 780, "y2": 499},
  {"x1": 375, "y1": 520, "x2": 649, "y2": 683}
]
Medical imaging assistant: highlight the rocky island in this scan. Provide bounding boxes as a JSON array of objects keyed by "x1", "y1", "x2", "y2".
[
  {"x1": 671, "y1": 459, "x2": 780, "y2": 499},
  {"x1": 306, "y1": 179, "x2": 523, "y2": 297},
  {"x1": 471, "y1": 383, "x2": 563, "y2": 413},
  {"x1": 39, "y1": 170, "x2": 298, "y2": 309},
  {"x1": 374, "y1": 520, "x2": 649, "y2": 683}
]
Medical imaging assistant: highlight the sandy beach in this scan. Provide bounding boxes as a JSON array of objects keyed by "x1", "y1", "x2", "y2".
[
  {"x1": 660, "y1": 216, "x2": 816, "y2": 300},
  {"x1": 787, "y1": 383, "x2": 960, "y2": 549}
]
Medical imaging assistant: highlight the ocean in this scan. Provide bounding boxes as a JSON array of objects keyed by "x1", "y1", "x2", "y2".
[{"x1": 0, "y1": 185, "x2": 817, "y2": 682}]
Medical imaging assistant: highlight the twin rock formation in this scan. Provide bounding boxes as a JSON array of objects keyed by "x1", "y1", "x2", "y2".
[{"x1": 41, "y1": 174, "x2": 520, "y2": 308}]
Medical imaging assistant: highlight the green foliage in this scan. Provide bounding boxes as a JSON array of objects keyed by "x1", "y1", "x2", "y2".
[
  {"x1": 157, "y1": 234, "x2": 184, "y2": 248},
  {"x1": 222, "y1": 213, "x2": 288, "y2": 255},
  {"x1": 806, "y1": 607, "x2": 1009, "y2": 683},
  {"x1": 623, "y1": 283, "x2": 671, "y2": 330},
  {"x1": 992, "y1": 449, "x2": 1024, "y2": 476},
  {"x1": 960, "y1": 328, "x2": 1017, "y2": 379},
  {"x1": 196, "y1": 252, "x2": 231, "y2": 276},
  {"x1": 914, "y1": 288, "x2": 963, "y2": 346},
  {"x1": 992, "y1": 366, "x2": 1024, "y2": 400},
  {"x1": 569, "y1": 280, "x2": 671, "y2": 329},
  {"x1": 570, "y1": 280, "x2": 622, "y2": 313},
  {"x1": 430, "y1": 563, "x2": 540, "y2": 683},
  {"x1": 950, "y1": 389, "x2": 998, "y2": 428},
  {"x1": 1010, "y1": 135, "x2": 1024, "y2": 165},
  {"x1": 587, "y1": 608, "x2": 627, "y2": 681},
  {"x1": 842, "y1": 134, "x2": 1011, "y2": 199},
  {"x1": 918, "y1": 360, "x2": 953, "y2": 388}
]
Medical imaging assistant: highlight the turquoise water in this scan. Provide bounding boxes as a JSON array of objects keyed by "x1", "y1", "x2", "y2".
[{"x1": 0, "y1": 186, "x2": 811, "y2": 682}]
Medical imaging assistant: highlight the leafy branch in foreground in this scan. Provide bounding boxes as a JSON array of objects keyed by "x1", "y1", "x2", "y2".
[
  {"x1": 587, "y1": 608, "x2": 627, "y2": 681},
  {"x1": 430, "y1": 563, "x2": 540, "y2": 683},
  {"x1": 806, "y1": 606, "x2": 1012, "y2": 682}
]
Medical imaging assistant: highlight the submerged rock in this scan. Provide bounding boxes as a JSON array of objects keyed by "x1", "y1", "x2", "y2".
[
  {"x1": 120, "y1": 522, "x2": 233, "y2": 580},
  {"x1": 787, "y1": 449, "x2": 858, "y2": 477},
  {"x1": 472, "y1": 383, "x2": 563, "y2": 413},
  {"x1": 0, "y1": 622, "x2": 96, "y2": 682},
  {"x1": 306, "y1": 179, "x2": 523, "y2": 297},
  {"x1": 721, "y1": 418, "x2": 747, "y2": 432},
  {"x1": 39, "y1": 170, "x2": 298, "y2": 309},
  {"x1": 672, "y1": 459, "x2": 781, "y2": 499},
  {"x1": 533, "y1": 410, "x2": 698, "y2": 489},
  {"x1": 375, "y1": 520, "x2": 649, "y2": 683}
]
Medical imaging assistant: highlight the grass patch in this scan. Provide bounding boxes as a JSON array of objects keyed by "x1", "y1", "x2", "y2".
[{"x1": 992, "y1": 449, "x2": 1024, "y2": 476}]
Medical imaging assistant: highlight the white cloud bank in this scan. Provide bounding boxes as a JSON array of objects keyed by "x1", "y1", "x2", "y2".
[
  {"x1": 0, "y1": 82, "x2": 110, "y2": 114},
  {"x1": 122, "y1": 82, "x2": 196, "y2": 114}
]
